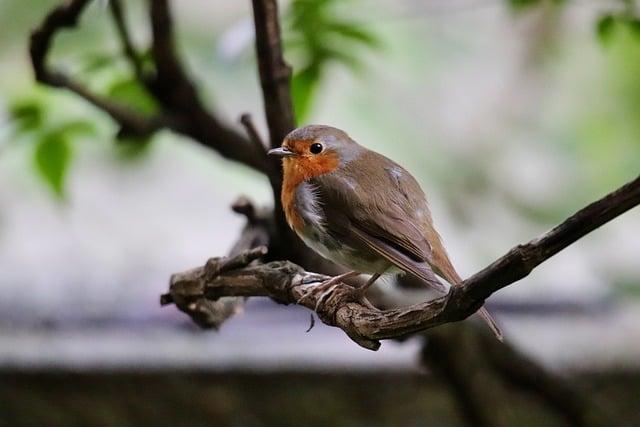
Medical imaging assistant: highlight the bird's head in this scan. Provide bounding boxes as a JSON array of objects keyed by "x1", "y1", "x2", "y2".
[{"x1": 268, "y1": 125, "x2": 359, "y2": 181}]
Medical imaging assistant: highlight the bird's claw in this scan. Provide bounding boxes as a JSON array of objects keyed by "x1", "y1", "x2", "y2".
[{"x1": 296, "y1": 271, "x2": 359, "y2": 307}]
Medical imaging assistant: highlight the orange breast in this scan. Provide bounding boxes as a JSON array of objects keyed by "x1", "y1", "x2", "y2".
[
  {"x1": 282, "y1": 170, "x2": 304, "y2": 232},
  {"x1": 280, "y1": 150, "x2": 340, "y2": 233}
]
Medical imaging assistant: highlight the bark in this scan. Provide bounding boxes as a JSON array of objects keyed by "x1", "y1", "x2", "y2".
[{"x1": 162, "y1": 175, "x2": 640, "y2": 350}]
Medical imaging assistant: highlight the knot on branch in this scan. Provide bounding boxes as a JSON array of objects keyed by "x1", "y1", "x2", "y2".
[
  {"x1": 204, "y1": 246, "x2": 267, "y2": 281},
  {"x1": 441, "y1": 286, "x2": 484, "y2": 323},
  {"x1": 232, "y1": 196, "x2": 259, "y2": 224},
  {"x1": 256, "y1": 260, "x2": 307, "y2": 301},
  {"x1": 161, "y1": 247, "x2": 268, "y2": 328}
]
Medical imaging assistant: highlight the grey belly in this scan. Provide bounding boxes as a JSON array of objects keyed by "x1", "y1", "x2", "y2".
[{"x1": 298, "y1": 227, "x2": 390, "y2": 274}]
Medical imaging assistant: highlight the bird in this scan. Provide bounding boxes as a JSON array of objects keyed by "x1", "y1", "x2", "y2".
[{"x1": 268, "y1": 125, "x2": 503, "y2": 340}]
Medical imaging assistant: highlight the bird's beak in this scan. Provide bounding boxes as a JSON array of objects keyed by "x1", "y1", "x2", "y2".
[{"x1": 268, "y1": 147, "x2": 297, "y2": 158}]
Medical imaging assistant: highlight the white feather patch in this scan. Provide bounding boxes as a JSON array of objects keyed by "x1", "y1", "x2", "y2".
[{"x1": 295, "y1": 182, "x2": 325, "y2": 231}]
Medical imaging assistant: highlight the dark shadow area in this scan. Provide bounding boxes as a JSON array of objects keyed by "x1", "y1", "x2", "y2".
[{"x1": 1, "y1": 371, "x2": 638, "y2": 427}]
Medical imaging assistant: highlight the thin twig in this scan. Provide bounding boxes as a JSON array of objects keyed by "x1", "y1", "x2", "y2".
[
  {"x1": 240, "y1": 113, "x2": 268, "y2": 152},
  {"x1": 108, "y1": 0, "x2": 145, "y2": 81}
]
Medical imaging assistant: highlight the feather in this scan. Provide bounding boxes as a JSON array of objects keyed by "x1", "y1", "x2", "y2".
[
  {"x1": 312, "y1": 149, "x2": 503, "y2": 340},
  {"x1": 351, "y1": 227, "x2": 447, "y2": 293}
]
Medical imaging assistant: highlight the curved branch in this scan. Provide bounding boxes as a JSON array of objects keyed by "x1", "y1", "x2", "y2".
[
  {"x1": 146, "y1": 0, "x2": 269, "y2": 172},
  {"x1": 161, "y1": 198, "x2": 273, "y2": 328},
  {"x1": 457, "y1": 174, "x2": 640, "y2": 305},
  {"x1": 163, "y1": 174, "x2": 640, "y2": 350},
  {"x1": 29, "y1": 0, "x2": 164, "y2": 138},
  {"x1": 29, "y1": 0, "x2": 269, "y2": 172}
]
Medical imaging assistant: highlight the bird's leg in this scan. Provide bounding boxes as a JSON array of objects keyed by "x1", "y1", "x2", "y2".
[
  {"x1": 349, "y1": 273, "x2": 381, "y2": 310},
  {"x1": 361, "y1": 273, "x2": 381, "y2": 293},
  {"x1": 297, "y1": 270, "x2": 360, "y2": 306}
]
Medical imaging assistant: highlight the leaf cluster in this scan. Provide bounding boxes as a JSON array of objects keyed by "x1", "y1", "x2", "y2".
[
  {"x1": 9, "y1": 97, "x2": 95, "y2": 198},
  {"x1": 285, "y1": 0, "x2": 381, "y2": 121}
]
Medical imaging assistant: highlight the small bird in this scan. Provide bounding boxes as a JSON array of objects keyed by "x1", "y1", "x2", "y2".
[{"x1": 268, "y1": 125, "x2": 502, "y2": 340}]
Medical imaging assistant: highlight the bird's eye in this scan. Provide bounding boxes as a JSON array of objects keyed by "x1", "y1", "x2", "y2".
[{"x1": 309, "y1": 143, "x2": 323, "y2": 154}]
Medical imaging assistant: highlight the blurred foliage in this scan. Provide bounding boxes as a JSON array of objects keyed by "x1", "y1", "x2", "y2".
[
  {"x1": 597, "y1": 12, "x2": 640, "y2": 45},
  {"x1": 33, "y1": 132, "x2": 72, "y2": 198},
  {"x1": 4, "y1": 0, "x2": 640, "y2": 203},
  {"x1": 7, "y1": 42, "x2": 159, "y2": 196},
  {"x1": 507, "y1": 0, "x2": 566, "y2": 11},
  {"x1": 108, "y1": 78, "x2": 158, "y2": 115},
  {"x1": 285, "y1": 0, "x2": 381, "y2": 122},
  {"x1": 580, "y1": 17, "x2": 640, "y2": 194},
  {"x1": 9, "y1": 97, "x2": 96, "y2": 198}
]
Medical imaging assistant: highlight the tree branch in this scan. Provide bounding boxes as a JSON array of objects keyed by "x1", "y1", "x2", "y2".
[
  {"x1": 240, "y1": 113, "x2": 269, "y2": 152},
  {"x1": 457, "y1": 173, "x2": 640, "y2": 306},
  {"x1": 29, "y1": 0, "x2": 269, "y2": 172},
  {"x1": 145, "y1": 0, "x2": 269, "y2": 173},
  {"x1": 163, "y1": 174, "x2": 640, "y2": 350},
  {"x1": 250, "y1": 0, "x2": 296, "y2": 149},
  {"x1": 249, "y1": 0, "x2": 313, "y2": 261},
  {"x1": 161, "y1": 197, "x2": 272, "y2": 328},
  {"x1": 108, "y1": 0, "x2": 145, "y2": 81},
  {"x1": 29, "y1": 0, "x2": 164, "y2": 139}
]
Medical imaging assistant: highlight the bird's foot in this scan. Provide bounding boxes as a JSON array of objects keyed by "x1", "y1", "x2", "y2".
[{"x1": 296, "y1": 271, "x2": 360, "y2": 309}]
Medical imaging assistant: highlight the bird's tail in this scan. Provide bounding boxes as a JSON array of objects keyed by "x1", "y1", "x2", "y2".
[
  {"x1": 422, "y1": 225, "x2": 504, "y2": 341},
  {"x1": 477, "y1": 306, "x2": 503, "y2": 342}
]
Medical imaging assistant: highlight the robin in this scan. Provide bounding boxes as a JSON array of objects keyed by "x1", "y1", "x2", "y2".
[{"x1": 268, "y1": 125, "x2": 502, "y2": 340}]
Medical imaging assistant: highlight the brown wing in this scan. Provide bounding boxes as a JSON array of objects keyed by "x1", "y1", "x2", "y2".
[
  {"x1": 314, "y1": 149, "x2": 504, "y2": 340},
  {"x1": 313, "y1": 150, "x2": 451, "y2": 291},
  {"x1": 350, "y1": 227, "x2": 446, "y2": 293}
]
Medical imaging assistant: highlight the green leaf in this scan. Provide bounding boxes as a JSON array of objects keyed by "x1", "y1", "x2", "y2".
[
  {"x1": 291, "y1": 65, "x2": 321, "y2": 123},
  {"x1": 597, "y1": 14, "x2": 616, "y2": 44},
  {"x1": 324, "y1": 47, "x2": 364, "y2": 71},
  {"x1": 82, "y1": 52, "x2": 117, "y2": 74},
  {"x1": 285, "y1": 0, "x2": 383, "y2": 121},
  {"x1": 508, "y1": 0, "x2": 541, "y2": 10},
  {"x1": 327, "y1": 22, "x2": 381, "y2": 49},
  {"x1": 628, "y1": 18, "x2": 640, "y2": 39},
  {"x1": 114, "y1": 136, "x2": 154, "y2": 160},
  {"x1": 33, "y1": 132, "x2": 72, "y2": 198},
  {"x1": 9, "y1": 99, "x2": 44, "y2": 132},
  {"x1": 54, "y1": 120, "x2": 96, "y2": 138},
  {"x1": 108, "y1": 78, "x2": 158, "y2": 115}
]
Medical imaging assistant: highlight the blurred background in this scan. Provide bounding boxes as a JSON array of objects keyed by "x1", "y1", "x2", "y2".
[{"x1": 1, "y1": 0, "x2": 639, "y2": 425}]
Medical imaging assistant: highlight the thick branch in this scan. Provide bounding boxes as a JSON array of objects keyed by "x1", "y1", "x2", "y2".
[
  {"x1": 249, "y1": 0, "x2": 311, "y2": 261},
  {"x1": 146, "y1": 0, "x2": 269, "y2": 173},
  {"x1": 163, "y1": 174, "x2": 640, "y2": 350},
  {"x1": 250, "y1": 0, "x2": 296, "y2": 149}
]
